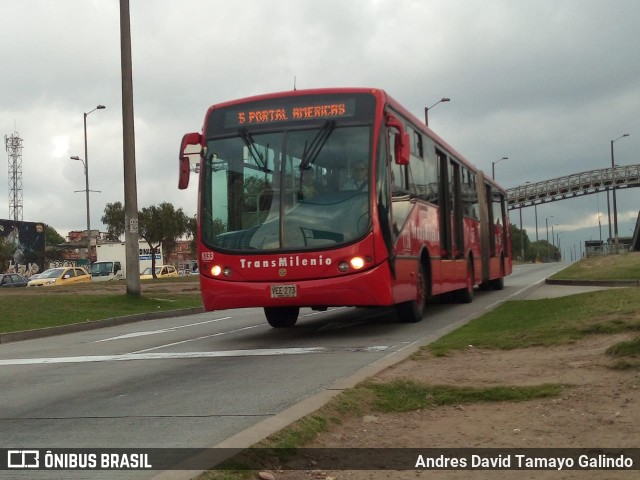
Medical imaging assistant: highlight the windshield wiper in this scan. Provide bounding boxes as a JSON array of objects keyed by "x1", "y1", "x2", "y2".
[
  {"x1": 299, "y1": 120, "x2": 335, "y2": 171},
  {"x1": 297, "y1": 121, "x2": 336, "y2": 202},
  {"x1": 239, "y1": 128, "x2": 271, "y2": 173}
]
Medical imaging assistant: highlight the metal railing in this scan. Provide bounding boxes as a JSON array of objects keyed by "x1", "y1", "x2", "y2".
[{"x1": 507, "y1": 163, "x2": 640, "y2": 210}]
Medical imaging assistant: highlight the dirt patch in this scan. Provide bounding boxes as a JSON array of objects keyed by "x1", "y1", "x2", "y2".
[{"x1": 271, "y1": 334, "x2": 640, "y2": 479}]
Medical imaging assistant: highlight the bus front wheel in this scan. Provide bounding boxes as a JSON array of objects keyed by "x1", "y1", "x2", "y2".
[{"x1": 264, "y1": 307, "x2": 299, "y2": 328}]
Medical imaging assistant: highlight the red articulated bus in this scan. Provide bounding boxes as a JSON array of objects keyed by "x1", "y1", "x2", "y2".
[{"x1": 179, "y1": 88, "x2": 511, "y2": 328}]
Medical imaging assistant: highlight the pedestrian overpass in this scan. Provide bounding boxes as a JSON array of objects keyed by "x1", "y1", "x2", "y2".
[
  {"x1": 506, "y1": 163, "x2": 640, "y2": 209},
  {"x1": 505, "y1": 163, "x2": 640, "y2": 252}
]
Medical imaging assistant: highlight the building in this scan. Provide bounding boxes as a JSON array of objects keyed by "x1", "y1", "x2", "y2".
[{"x1": 584, "y1": 240, "x2": 604, "y2": 258}]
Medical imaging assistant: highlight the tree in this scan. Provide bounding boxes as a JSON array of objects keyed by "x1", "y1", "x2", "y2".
[
  {"x1": 43, "y1": 224, "x2": 65, "y2": 264},
  {"x1": 101, "y1": 202, "x2": 191, "y2": 278},
  {"x1": 138, "y1": 203, "x2": 190, "y2": 278},
  {"x1": 510, "y1": 223, "x2": 530, "y2": 261},
  {"x1": 44, "y1": 225, "x2": 65, "y2": 246},
  {"x1": 101, "y1": 202, "x2": 126, "y2": 241}
]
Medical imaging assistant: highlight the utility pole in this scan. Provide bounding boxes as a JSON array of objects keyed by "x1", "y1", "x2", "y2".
[{"x1": 120, "y1": 0, "x2": 141, "y2": 296}]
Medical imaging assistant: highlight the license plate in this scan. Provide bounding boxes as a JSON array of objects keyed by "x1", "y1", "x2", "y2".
[{"x1": 271, "y1": 284, "x2": 297, "y2": 298}]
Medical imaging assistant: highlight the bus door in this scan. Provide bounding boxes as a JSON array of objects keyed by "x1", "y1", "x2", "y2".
[
  {"x1": 436, "y1": 149, "x2": 452, "y2": 258},
  {"x1": 486, "y1": 182, "x2": 496, "y2": 256},
  {"x1": 475, "y1": 171, "x2": 492, "y2": 282},
  {"x1": 492, "y1": 187, "x2": 508, "y2": 255},
  {"x1": 448, "y1": 159, "x2": 464, "y2": 258}
]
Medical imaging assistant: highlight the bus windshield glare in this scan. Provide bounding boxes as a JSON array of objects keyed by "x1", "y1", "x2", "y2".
[{"x1": 201, "y1": 123, "x2": 372, "y2": 251}]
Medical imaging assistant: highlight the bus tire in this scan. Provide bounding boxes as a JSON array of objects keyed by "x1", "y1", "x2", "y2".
[
  {"x1": 455, "y1": 259, "x2": 474, "y2": 304},
  {"x1": 264, "y1": 307, "x2": 299, "y2": 328},
  {"x1": 491, "y1": 276, "x2": 504, "y2": 290},
  {"x1": 395, "y1": 262, "x2": 426, "y2": 323},
  {"x1": 491, "y1": 258, "x2": 505, "y2": 290}
]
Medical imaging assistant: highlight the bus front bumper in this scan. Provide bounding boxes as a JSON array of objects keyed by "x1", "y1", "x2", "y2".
[{"x1": 199, "y1": 262, "x2": 394, "y2": 312}]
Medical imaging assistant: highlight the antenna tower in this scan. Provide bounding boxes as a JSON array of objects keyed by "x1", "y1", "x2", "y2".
[{"x1": 5, "y1": 131, "x2": 24, "y2": 221}]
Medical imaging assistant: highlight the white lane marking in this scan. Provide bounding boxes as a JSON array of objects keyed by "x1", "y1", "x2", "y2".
[
  {"x1": 0, "y1": 344, "x2": 393, "y2": 367},
  {"x1": 94, "y1": 317, "x2": 233, "y2": 343},
  {"x1": 362, "y1": 346, "x2": 392, "y2": 352},
  {"x1": 0, "y1": 347, "x2": 327, "y2": 366},
  {"x1": 132, "y1": 324, "x2": 263, "y2": 353}
]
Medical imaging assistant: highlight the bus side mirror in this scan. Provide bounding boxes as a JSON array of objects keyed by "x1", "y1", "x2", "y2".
[
  {"x1": 395, "y1": 132, "x2": 410, "y2": 166},
  {"x1": 179, "y1": 132, "x2": 202, "y2": 189},
  {"x1": 385, "y1": 113, "x2": 410, "y2": 165}
]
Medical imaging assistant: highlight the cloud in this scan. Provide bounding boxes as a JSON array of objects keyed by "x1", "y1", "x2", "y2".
[{"x1": 0, "y1": 0, "x2": 638, "y2": 251}]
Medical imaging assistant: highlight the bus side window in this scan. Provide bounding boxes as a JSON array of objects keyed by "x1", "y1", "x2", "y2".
[
  {"x1": 407, "y1": 129, "x2": 425, "y2": 198},
  {"x1": 411, "y1": 128, "x2": 423, "y2": 158},
  {"x1": 462, "y1": 167, "x2": 479, "y2": 219}
]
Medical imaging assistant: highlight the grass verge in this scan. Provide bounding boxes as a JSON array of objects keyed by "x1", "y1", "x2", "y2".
[
  {"x1": 606, "y1": 335, "x2": 640, "y2": 370},
  {"x1": 549, "y1": 252, "x2": 640, "y2": 281},
  {"x1": 0, "y1": 293, "x2": 202, "y2": 334},
  {"x1": 200, "y1": 380, "x2": 565, "y2": 478},
  {"x1": 424, "y1": 288, "x2": 640, "y2": 356}
]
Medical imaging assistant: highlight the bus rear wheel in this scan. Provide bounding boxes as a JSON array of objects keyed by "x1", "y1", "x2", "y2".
[
  {"x1": 395, "y1": 262, "x2": 426, "y2": 323},
  {"x1": 454, "y1": 260, "x2": 474, "y2": 304},
  {"x1": 491, "y1": 258, "x2": 505, "y2": 290},
  {"x1": 264, "y1": 307, "x2": 299, "y2": 328},
  {"x1": 491, "y1": 276, "x2": 504, "y2": 290}
]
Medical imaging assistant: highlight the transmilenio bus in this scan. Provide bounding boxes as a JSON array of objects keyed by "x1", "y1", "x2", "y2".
[{"x1": 179, "y1": 88, "x2": 511, "y2": 328}]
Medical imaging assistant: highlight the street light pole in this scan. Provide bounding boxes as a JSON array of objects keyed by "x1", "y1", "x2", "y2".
[
  {"x1": 550, "y1": 224, "x2": 559, "y2": 261},
  {"x1": 492, "y1": 156, "x2": 508, "y2": 180},
  {"x1": 555, "y1": 232, "x2": 562, "y2": 261},
  {"x1": 78, "y1": 105, "x2": 105, "y2": 264},
  {"x1": 610, "y1": 133, "x2": 629, "y2": 254},
  {"x1": 424, "y1": 97, "x2": 450, "y2": 126},
  {"x1": 545, "y1": 215, "x2": 553, "y2": 262},
  {"x1": 598, "y1": 214, "x2": 602, "y2": 242},
  {"x1": 535, "y1": 204, "x2": 539, "y2": 261},
  {"x1": 70, "y1": 154, "x2": 102, "y2": 261}
]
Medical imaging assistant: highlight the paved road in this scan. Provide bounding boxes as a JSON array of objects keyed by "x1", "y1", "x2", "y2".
[{"x1": 0, "y1": 262, "x2": 570, "y2": 479}]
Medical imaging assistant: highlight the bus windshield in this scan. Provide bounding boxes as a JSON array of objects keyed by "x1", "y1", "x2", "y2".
[{"x1": 201, "y1": 124, "x2": 372, "y2": 251}]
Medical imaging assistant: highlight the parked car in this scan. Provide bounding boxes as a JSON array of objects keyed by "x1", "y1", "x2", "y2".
[
  {"x1": 140, "y1": 265, "x2": 179, "y2": 280},
  {"x1": 27, "y1": 267, "x2": 92, "y2": 287},
  {"x1": 0, "y1": 273, "x2": 29, "y2": 288}
]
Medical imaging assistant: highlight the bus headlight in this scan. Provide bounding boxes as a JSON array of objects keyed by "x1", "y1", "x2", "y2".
[
  {"x1": 338, "y1": 256, "x2": 367, "y2": 272},
  {"x1": 211, "y1": 265, "x2": 232, "y2": 277},
  {"x1": 349, "y1": 256, "x2": 365, "y2": 270}
]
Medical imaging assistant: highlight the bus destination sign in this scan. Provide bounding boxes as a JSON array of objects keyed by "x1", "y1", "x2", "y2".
[{"x1": 224, "y1": 98, "x2": 356, "y2": 128}]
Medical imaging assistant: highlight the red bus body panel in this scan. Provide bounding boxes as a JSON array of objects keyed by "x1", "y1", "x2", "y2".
[{"x1": 199, "y1": 261, "x2": 395, "y2": 311}]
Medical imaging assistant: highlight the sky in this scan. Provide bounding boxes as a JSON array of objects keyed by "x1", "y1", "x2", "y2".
[{"x1": 1, "y1": 0, "x2": 639, "y2": 258}]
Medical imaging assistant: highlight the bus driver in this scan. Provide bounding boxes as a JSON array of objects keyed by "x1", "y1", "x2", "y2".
[{"x1": 342, "y1": 161, "x2": 368, "y2": 191}]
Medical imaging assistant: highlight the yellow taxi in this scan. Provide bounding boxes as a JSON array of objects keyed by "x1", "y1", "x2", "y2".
[
  {"x1": 140, "y1": 265, "x2": 179, "y2": 280},
  {"x1": 27, "y1": 266, "x2": 92, "y2": 287}
]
